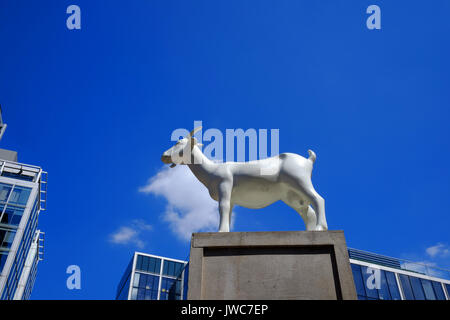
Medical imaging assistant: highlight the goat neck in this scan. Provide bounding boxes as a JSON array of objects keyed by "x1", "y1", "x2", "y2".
[{"x1": 187, "y1": 145, "x2": 217, "y2": 187}]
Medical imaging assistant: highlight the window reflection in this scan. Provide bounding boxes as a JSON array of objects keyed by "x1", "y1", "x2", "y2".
[
  {"x1": 430, "y1": 281, "x2": 445, "y2": 300},
  {"x1": 135, "y1": 255, "x2": 161, "y2": 274},
  {"x1": 385, "y1": 271, "x2": 401, "y2": 300},
  {"x1": 421, "y1": 279, "x2": 436, "y2": 300},
  {"x1": 130, "y1": 272, "x2": 160, "y2": 300},
  {"x1": 351, "y1": 263, "x2": 405, "y2": 300}
]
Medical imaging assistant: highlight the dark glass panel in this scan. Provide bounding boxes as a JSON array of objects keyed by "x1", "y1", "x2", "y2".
[
  {"x1": 142, "y1": 256, "x2": 149, "y2": 271},
  {"x1": 146, "y1": 274, "x2": 158, "y2": 290},
  {"x1": 176, "y1": 280, "x2": 182, "y2": 294},
  {"x1": 9, "y1": 186, "x2": 31, "y2": 206},
  {"x1": 138, "y1": 273, "x2": 147, "y2": 288},
  {"x1": 2, "y1": 206, "x2": 24, "y2": 226},
  {"x1": 445, "y1": 284, "x2": 450, "y2": 299},
  {"x1": 1, "y1": 172, "x2": 34, "y2": 181},
  {"x1": 0, "y1": 251, "x2": 8, "y2": 273},
  {"x1": 385, "y1": 271, "x2": 401, "y2": 300},
  {"x1": 163, "y1": 260, "x2": 177, "y2": 276},
  {"x1": 399, "y1": 274, "x2": 414, "y2": 300},
  {"x1": 183, "y1": 264, "x2": 189, "y2": 300},
  {"x1": 154, "y1": 275, "x2": 160, "y2": 291},
  {"x1": 137, "y1": 287, "x2": 145, "y2": 300},
  {"x1": 148, "y1": 257, "x2": 156, "y2": 273},
  {"x1": 421, "y1": 279, "x2": 436, "y2": 300},
  {"x1": 409, "y1": 277, "x2": 425, "y2": 300},
  {"x1": 163, "y1": 260, "x2": 168, "y2": 275},
  {"x1": 351, "y1": 264, "x2": 366, "y2": 297},
  {"x1": 361, "y1": 266, "x2": 379, "y2": 299},
  {"x1": 431, "y1": 281, "x2": 446, "y2": 300},
  {"x1": 136, "y1": 255, "x2": 143, "y2": 271},
  {"x1": 175, "y1": 262, "x2": 183, "y2": 277},
  {"x1": 155, "y1": 258, "x2": 161, "y2": 274},
  {"x1": 378, "y1": 270, "x2": 392, "y2": 300},
  {"x1": 144, "y1": 290, "x2": 152, "y2": 300},
  {"x1": 0, "y1": 229, "x2": 16, "y2": 249},
  {"x1": 0, "y1": 183, "x2": 12, "y2": 202}
]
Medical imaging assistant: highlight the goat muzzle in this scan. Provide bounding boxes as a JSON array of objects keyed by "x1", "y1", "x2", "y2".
[{"x1": 161, "y1": 155, "x2": 172, "y2": 164}]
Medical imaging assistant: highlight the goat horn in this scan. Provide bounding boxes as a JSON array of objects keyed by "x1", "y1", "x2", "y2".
[{"x1": 187, "y1": 126, "x2": 202, "y2": 138}]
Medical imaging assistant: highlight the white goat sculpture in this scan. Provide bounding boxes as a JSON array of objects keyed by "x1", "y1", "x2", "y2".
[{"x1": 161, "y1": 127, "x2": 328, "y2": 232}]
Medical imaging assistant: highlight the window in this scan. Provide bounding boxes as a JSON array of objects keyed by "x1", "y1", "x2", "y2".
[
  {"x1": 0, "y1": 183, "x2": 12, "y2": 202},
  {"x1": 163, "y1": 260, "x2": 184, "y2": 277},
  {"x1": 141, "y1": 256, "x2": 149, "y2": 271},
  {"x1": 160, "y1": 277, "x2": 177, "y2": 300},
  {"x1": 130, "y1": 272, "x2": 159, "y2": 300},
  {"x1": 409, "y1": 276, "x2": 425, "y2": 300},
  {"x1": 385, "y1": 271, "x2": 401, "y2": 300},
  {"x1": 351, "y1": 263, "x2": 402, "y2": 300},
  {"x1": 138, "y1": 272, "x2": 147, "y2": 287},
  {"x1": 0, "y1": 184, "x2": 32, "y2": 228},
  {"x1": 137, "y1": 287, "x2": 145, "y2": 300},
  {"x1": 399, "y1": 274, "x2": 414, "y2": 299},
  {"x1": 133, "y1": 272, "x2": 140, "y2": 287},
  {"x1": 1, "y1": 207, "x2": 25, "y2": 226},
  {"x1": 377, "y1": 270, "x2": 391, "y2": 300},
  {"x1": 398, "y1": 274, "x2": 445, "y2": 300},
  {"x1": 0, "y1": 251, "x2": 9, "y2": 273},
  {"x1": 135, "y1": 255, "x2": 161, "y2": 274},
  {"x1": 183, "y1": 264, "x2": 189, "y2": 300},
  {"x1": 8, "y1": 186, "x2": 31, "y2": 206},
  {"x1": 361, "y1": 266, "x2": 380, "y2": 299},
  {"x1": 0, "y1": 228, "x2": 17, "y2": 249},
  {"x1": 136, "y1": 255, "x2": 143, "y2": 270},
  {"x1": 351, "y1": 264, "x2": 366, "y2": 299},
  {"x1": 431, "y1": 281, "x2": 446, "y2": 300},
  {"x1": 421, "y1": 279, "x2": 436, "y2": 300},
  {"x1": 1, "y1": 172, "x2": 34, "y2": 182},
  {"x1": 131, "y1": 287, "x2": 138, "y2": 300},
  {"x1": 2, "y1": 198, "x2": 40, "y2": 299},
  {"x1": 149, "y1": 257, "x2": 161, "y2": 273}
]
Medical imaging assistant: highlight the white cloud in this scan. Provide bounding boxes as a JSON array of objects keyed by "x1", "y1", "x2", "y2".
[
  {"x1": 109, "y1": 219, "x2": 152, "y2": 249},
  {"x1": 426, "y1": 243, "x2": 450, "y2": 258},
  {"x1": 139, "y1": 166, "x2": 220, "y2": 241}
]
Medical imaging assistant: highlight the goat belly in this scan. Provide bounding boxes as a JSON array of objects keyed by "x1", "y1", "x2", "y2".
[{"x1": 232, "y1": 184, "x2": 282, "y2": 209}]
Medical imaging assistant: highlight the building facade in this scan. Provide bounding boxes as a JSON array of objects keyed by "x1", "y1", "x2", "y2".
[
  {"x1": 118, "y1": 247, "x2": 450, "y2": 300},
  {"x1": 349, "y1": 248, "x2": 450, "y2": 300},
  {"x1": 116, "y1": 252, "x2": 188, "y2": 300},
  {"x1": 0, "y1": 158, "x2": 47, "y2": 300}
]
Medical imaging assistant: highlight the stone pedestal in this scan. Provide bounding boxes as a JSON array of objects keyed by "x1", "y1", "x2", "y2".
[{"x1": 188, "y1": 231, "x2": 357, "y2": 300}]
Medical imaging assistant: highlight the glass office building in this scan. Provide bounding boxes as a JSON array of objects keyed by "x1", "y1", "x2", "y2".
[
  {"x1": 349, "y1": 248, "x2": 450, "y2": 300},
  {"x1": 116, "y1": 252, "x2": 188, "y2": 300},
  {"x1": 0, "y1": 158, "x2": 47, "y2": 300}
]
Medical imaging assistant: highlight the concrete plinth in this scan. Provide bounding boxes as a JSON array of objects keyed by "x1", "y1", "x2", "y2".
[{"x1": 188, "y1": 231, "x2": 357, "y2": 300}]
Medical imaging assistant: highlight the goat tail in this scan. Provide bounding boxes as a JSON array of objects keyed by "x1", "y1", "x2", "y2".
[{"x1": 308, "y1": 149, "x2": 316, "y2": 164}]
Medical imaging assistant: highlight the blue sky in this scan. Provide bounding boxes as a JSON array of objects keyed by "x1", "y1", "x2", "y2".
[{"x1": 0, "y1": 0, "x2": 449, "y2": 299}]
